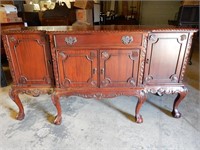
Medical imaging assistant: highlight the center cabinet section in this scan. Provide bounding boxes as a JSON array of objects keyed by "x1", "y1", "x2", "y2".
[
  {"x1": 56, "y1": 49, "x2": 98, "y2": 88},
  {"x1": 100, "y1": 49, "x2": 140, "y2": 87},
  {"x1": 51, "y1": 32, "x2": 145, "y2": 88}
]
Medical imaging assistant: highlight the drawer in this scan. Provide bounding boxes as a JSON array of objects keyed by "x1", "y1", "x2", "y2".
[{"x1": 53, "y1": 32, "x2": 143, "y2": 48}]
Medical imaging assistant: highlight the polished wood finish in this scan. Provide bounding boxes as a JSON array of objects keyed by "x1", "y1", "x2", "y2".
[
  {"x1": 2, "y1": 25, "x2": 197, "y2": 125},
  {"x1": 3, "y1": 30, "x2": 54, "y2": 87},
  {"x1": 144, "y1": 33, "x2": 189, "y2": 84}
]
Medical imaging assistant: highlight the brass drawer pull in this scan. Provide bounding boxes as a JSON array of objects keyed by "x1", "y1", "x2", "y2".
[
  {"x1": 65, "y1": 36, "x2": 77, "y2": 45},
  {"x1": 121, "y1": 36, "x2": 133, "y2": 45}
]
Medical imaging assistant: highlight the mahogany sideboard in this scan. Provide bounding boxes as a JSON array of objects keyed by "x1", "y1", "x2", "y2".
[{"x1": 2, "y1": 25, "x2": 198, "y2": 125}]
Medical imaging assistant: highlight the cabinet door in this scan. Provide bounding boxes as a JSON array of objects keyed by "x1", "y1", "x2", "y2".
[
  {"x1": 57, "y1": 49, "x2": 98, "y2": 88},
  {"x1": 6, "y1": 33, "x2": 54, "y2": 86},
  {"x1": 144, "y1": 33, "x2": 188, "y2": 84},
  {"x1": 100, "y1": 49, "x2": 140, "y2": 87}
]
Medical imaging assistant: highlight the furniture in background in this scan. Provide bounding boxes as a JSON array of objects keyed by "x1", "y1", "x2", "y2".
[
  {"x1": 22, "y1": 12, "x2": 41, "y2": 26},
  {"x1": 177, "y1": 5, "x2": 199, "y2": 26},
  {"x1": 2, "y1": 25, "x2": 197, "y2": 125},
  {"x1": 40, "y1": 2, "x2": 76, "y2": 26},
  {"x1": 168, "y1": 5, "x2": 199, "y2": 64}
]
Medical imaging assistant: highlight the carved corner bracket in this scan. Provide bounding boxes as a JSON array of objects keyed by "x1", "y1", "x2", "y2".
[{"x1": 144, "y1": 86, "x2": 188, "y2": 95}]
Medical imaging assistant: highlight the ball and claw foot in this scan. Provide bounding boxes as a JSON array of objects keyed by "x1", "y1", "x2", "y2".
[
  {"x1": 16, "y1": 112, "x2": 25, "y2": 120},
  {"x1": 135, "y1": 114, "x2": 143, "y2": 123},
  {"x1": 54, "y1": 116, "x2": 62, "y2": 125},
  {"x1": 172, "y1": 109, "x2": 182, "y2": 118}
]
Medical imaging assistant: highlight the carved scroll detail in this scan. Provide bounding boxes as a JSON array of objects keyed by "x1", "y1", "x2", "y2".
[
  {"x1": 9, "y1": 36, "x2": 16, "y2": 42},
  {"x1": 128, "y1": 78, "x2": 136, "y2": 86},
  {"x1": 101, "y1": 51, "x2": 110, "y2": 60},
  {"x1": 149, "y1": 34, "x2": 157, "y2": 42},
  {"x1": 86, "y1": 52, "x2": 96, "y2": 61},
  {"x1": 180, "y1": 34, "x2": 186, "y2": 41},
  {"x1": 62, "y1": 78, "x2": 71, "y2": 88},
  {"x1": 144, "y1": 86, "x2": 188, "y2": 95},
  {"x1": 59, "y1": 52, "x2": 68, "y2": 60},
  {"x1": 25, "y1": 88, "x2": 53, "y2": 96},
  {"x1": 74, "y1": 92, "x2": 135, "y2": 100},
  {"x1": 101, "y1": 78, "x2": 111, "y2": 87},
  {"x1": 87, "y1": 78, "x2": 97, "y2": 87},
  {"x1": 129, "y1": 51, "x2": 138, "y2": 60},
  {"x1": 170, "y1": 74, "x2": 178, "y2": 82},
  {"x1": 19, "y1": 76, "x2": 28, "y2": 84},
  {"x1": 144, "y1": 75, "x2": 153, "y2": 83},
  {"x1": 25, "y1": 89, "x2": 42, "y2": 97}
]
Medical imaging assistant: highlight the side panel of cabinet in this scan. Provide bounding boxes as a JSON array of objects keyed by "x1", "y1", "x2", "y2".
[
  {"x1": 144, "y1": 33, "x2": 188, "y2": 84},
  {"x1": 4, "y1": 33, "x2": 54, "y2": 86},
  {"x1": 56, "y1": 49, "x2": 98, "y2": 88},
  {"x1": 100, "y1": 49, "x2": 140, "y2": 87}
]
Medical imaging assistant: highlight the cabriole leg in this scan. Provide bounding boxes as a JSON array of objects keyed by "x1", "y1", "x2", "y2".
[
  {"x1": 172, "y1": 87, "x2": 188, "y2": 118},
  {"x1": 9, "y1": 88, "x2": 25, "y2": 120},
  {"x1": 51, "y1": 92, "x2": 62, "y2": 125},
  {"x1": 135, "y1": 91, "x2": 147, "y2": 123}
]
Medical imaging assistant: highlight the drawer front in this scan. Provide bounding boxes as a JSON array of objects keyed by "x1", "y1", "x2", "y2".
[{"x1": 53, "y1": 32, "x2": 143, "y2": 48}]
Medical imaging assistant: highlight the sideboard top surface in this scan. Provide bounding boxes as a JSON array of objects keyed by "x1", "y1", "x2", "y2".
[{"x1": 2, "y1": 25, "x2": 197, "y2": 34}]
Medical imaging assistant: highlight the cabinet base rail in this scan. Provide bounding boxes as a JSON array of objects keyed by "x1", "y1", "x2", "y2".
[{"x1": 9, "y1": 86, "x2": 187, "y2": 125}]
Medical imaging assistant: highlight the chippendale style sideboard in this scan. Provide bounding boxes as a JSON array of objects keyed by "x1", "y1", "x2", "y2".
[{"x1": 2, "y1": 26, "x2": 197, "y2": 125}]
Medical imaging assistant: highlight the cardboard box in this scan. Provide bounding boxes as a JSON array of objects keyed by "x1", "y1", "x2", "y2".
[
  {"x1": 76, "y1": 9, "x2": 93, "y2": 25},
  {"x1": 182, "y1": 0, "x2": 199, "y2": 5},
  {"x1": 74, "y1": 0, "x2": 94, "y2": 9},
  {"x1": 0, "y1": 11, "x2": 8, "y2": 23},
  {"x1": 0, "y1": 11, "x2": 22, "y2": 23}
]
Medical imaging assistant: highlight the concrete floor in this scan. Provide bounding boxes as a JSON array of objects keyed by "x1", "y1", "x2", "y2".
[{"x1": 0, "y1": 35, "x2": 199, "y2": 150}]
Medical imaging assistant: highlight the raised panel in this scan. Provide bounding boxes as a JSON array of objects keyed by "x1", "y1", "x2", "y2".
[
  {"x1": 7, "y1": 33, "x2": 53, "y2": 86},
  {"x1": 100, "y1": 49, "x2": 140, "y2": 87},
  {"x1": 144, "y1": 33, "x2": 188, "y2": 84},
  {"x1": 57, "y1": 49, "x2": 98, "y2": 88}
]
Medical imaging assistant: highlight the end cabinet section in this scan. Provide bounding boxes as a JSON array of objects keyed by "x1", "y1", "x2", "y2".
[
  {"x1": 144, "y1": 32, "x2": 191, "y2": 85},
  {"x1": 2, "y1": 30, "x2": 54, "y2": 121},
  {"x1": 2, "y1": 31, "x2": 54, "y2": 87}
]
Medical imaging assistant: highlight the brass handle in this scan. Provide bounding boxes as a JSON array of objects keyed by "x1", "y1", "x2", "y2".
[
  {"x1": 121, "y1": 36, "x2": 133, "y2": 45},
  {"x1": 65, "y1": 36, "x2": 77, "y2": 45}
]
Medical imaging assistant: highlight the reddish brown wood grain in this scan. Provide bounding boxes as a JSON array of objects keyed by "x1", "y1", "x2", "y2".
[{"x1": 2, "y1": 25, "x2": 197, "y2": 125}]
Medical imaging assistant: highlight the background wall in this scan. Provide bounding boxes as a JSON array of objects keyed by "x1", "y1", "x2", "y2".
[{"x1": 140, "y1": 1, "x2": 180, "y2": 25}]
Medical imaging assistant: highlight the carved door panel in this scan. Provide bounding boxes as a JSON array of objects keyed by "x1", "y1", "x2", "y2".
[
  {"x1": 144, "y1": 33, "x2": 188, "y2": 84},
  {"x1": 57, "y1": 49, "x2": 98, "y2": 88},
  {"x1": 100, "y1": 49, "x2": 140, "y2": 87},
  {"x1": 6, "y1": 33, "x2": 54, "y2": 86}
]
